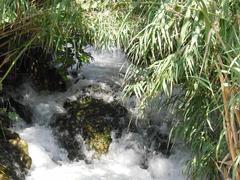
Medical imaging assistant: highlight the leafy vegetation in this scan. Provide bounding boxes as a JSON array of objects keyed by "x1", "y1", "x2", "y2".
[
  {"x1": 0, "y1": 0, "x2": 90, "y2": 85},
  {"x1": 82, "y1": 0, "x2": 240, "y2": 179},
  {"x1": 0, "y1": 0, "x2": 240, "y2": 179}
]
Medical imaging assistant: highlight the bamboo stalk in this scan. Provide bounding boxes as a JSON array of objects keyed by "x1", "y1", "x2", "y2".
[
  {"x1": 231, "y1": 107, "x2": 238, "y2": 148},
  {"x1": 216, "y1": 56, "x2": 240, "y2": 179},
  {"x1": 222, "y1": 84, "x2": 236, "y2": 160},
  {"x1": 235, "y1": 108, "x2": 240, "y2": 128}
]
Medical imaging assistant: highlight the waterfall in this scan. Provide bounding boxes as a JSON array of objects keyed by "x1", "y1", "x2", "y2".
[{"x1": 12, "y1": 48, "x2": 189, "y2": 180}]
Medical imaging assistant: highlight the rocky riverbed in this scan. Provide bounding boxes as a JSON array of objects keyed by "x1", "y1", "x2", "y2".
[{"x1": 0, "y1": 49, "x2": 189, "y2": 180}]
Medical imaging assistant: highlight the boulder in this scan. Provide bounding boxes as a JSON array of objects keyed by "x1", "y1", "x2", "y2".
[
  {"x1": 9, "y1": 98, "x2": 32, "y2": 124},
  {"x1": 51, "y1": 96, "x2": 128, "y2": 160},
  {"x1": 31, "y1": 65, "x2": 67, "y2": 92},
  {"x1": 145, "y1": 126, "x2": 172, "y2": 155},
  {"x1": 0, "y1": 129, "x2": 32, "y2": 180},
  {"x1": 0, "y1": 111, "x2": 11, "y2": 128},
  {"x1": 3, "y1": 47, "x2": 67, "y2": 92}
]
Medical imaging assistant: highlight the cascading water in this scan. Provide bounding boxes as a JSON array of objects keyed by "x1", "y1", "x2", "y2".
[{"x1": 11, "y1": 48, "x2": 189, "y2": 180}]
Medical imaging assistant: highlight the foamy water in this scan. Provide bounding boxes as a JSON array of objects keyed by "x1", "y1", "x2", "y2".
[{"x1": 13, "y1": 49, "x2": 188, "y2": 180}]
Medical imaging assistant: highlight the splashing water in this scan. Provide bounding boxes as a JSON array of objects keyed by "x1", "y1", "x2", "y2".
[{"x1": 13, "y1": 48, "x2": 189, "y2": 180}]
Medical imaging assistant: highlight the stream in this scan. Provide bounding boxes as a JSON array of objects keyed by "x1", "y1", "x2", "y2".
[{"x1": 11, "y1": 49, "x2": 188, "y2": 180}]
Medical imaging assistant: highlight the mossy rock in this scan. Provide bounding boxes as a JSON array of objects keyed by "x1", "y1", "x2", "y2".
[
  {"x1": 8, "y1": 137, "x2": 32, "y2": 169},
  {"x1": 51, "y1": 96, "x2": 128, "y2": 160},
  {"x1": 0, "y1": 129, "x2": 32, "y2": 180},
  {"x1": 87, "y1": 130, "x2": 111, "y2": 155},
  {"x1": 0, "y1": 165, "x2": 9, "y2": 180}
]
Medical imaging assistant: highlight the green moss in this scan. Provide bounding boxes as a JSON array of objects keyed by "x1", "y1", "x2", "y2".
[
  {"x1": 82, "y1": 119, "x2": 111, "y2": 155},
  {"x1": 88, "y1": 130, "x2": 112, "y2": 155},
  {"x1": 53, "y1": 95, "x2": 128, "y2": 159},
  {"x1": 0, "y1": 132, "x2": 30, "y2": 180}
]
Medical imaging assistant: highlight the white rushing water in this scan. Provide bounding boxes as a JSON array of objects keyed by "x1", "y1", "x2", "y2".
[{"x1": 13, "y1": 49, "x2": 189, "y2": 180}]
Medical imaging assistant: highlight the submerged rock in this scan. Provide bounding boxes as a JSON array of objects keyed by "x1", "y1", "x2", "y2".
[
  {"x1": 0, "y1": 129, "x2": 32, "y2": 180},
  {"x1": 4, "y1": 47, "x2": 67, "y2": 92},
  {"x1": 51, "y1": 96, "x2": 128, "y2": 160},
  {"x1": 9, "y1": 98, "x2": 32, "y2": 124},
  {"x1": 144, "y1": 126, "x2": 173, "y2": 156},
  {"x1": 0, "y1": 111, "x2": 11, "y2": 128},
  {"x1": 0, "y1": 112, "x2": 31, "y2": 180},
  {"x1": 31, "y1": 66, "x2": 67, "y2": 92}
]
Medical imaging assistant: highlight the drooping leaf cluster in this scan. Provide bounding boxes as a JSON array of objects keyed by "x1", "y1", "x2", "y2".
[
  {"x1": 1, "y1": 0, "x2": 240, "y2": 178},
  {"x1": 83, "y1": 0, "x2": 240, "y2": 178},
  {"x1": 0, "y1": 0, "x2": 90, "y2": 83}
]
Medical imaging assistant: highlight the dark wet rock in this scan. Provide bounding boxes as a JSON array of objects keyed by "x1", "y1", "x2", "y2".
[
  {"x1": 9, "y1": 98, "x2": 32, "y2": 124},
  {"x1": 0, "y1": 129, "x2": 32, "y2": 180},
  {"x1": 51, "y1": 96, "x2": 128, "y2": 160},
  {"x1": 3, "y1": 47, "x2": 67, "y2": 92},
  {"x1": 0, "y1": 97, "x2": 11, "y2": 112},
  {"x1": 0, "y1": 112, "x2": 32, "y2": 180},
  {"x1": 145, "y1": 126, "x2": 172, "y2": 155},
  {"x1": 68, "y1": 70, "x2": 78, "y2": 79},
  {"x1": 0, "y1": 95, "x2": 32, "y2": 124},
  {"x1": 31, "y1": 66, "x2": 66, "y2": 92},
  {"x1": 0, "y1": 110, "x2": 11, "y2": 128}
]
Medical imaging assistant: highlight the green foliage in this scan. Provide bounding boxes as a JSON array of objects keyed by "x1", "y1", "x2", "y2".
[
  {"x1": 81, "y1": 0, "x2": 240, "y2": 178},
  {"x1": 0, "y1": 0, "x2": 90, "y2": 84},
  {"x1": 1, "y1": 0, "x2": 240, "y2": 178},
  {"x1": 7, "y1": 112, "x2": 18, "y2": 122}
]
